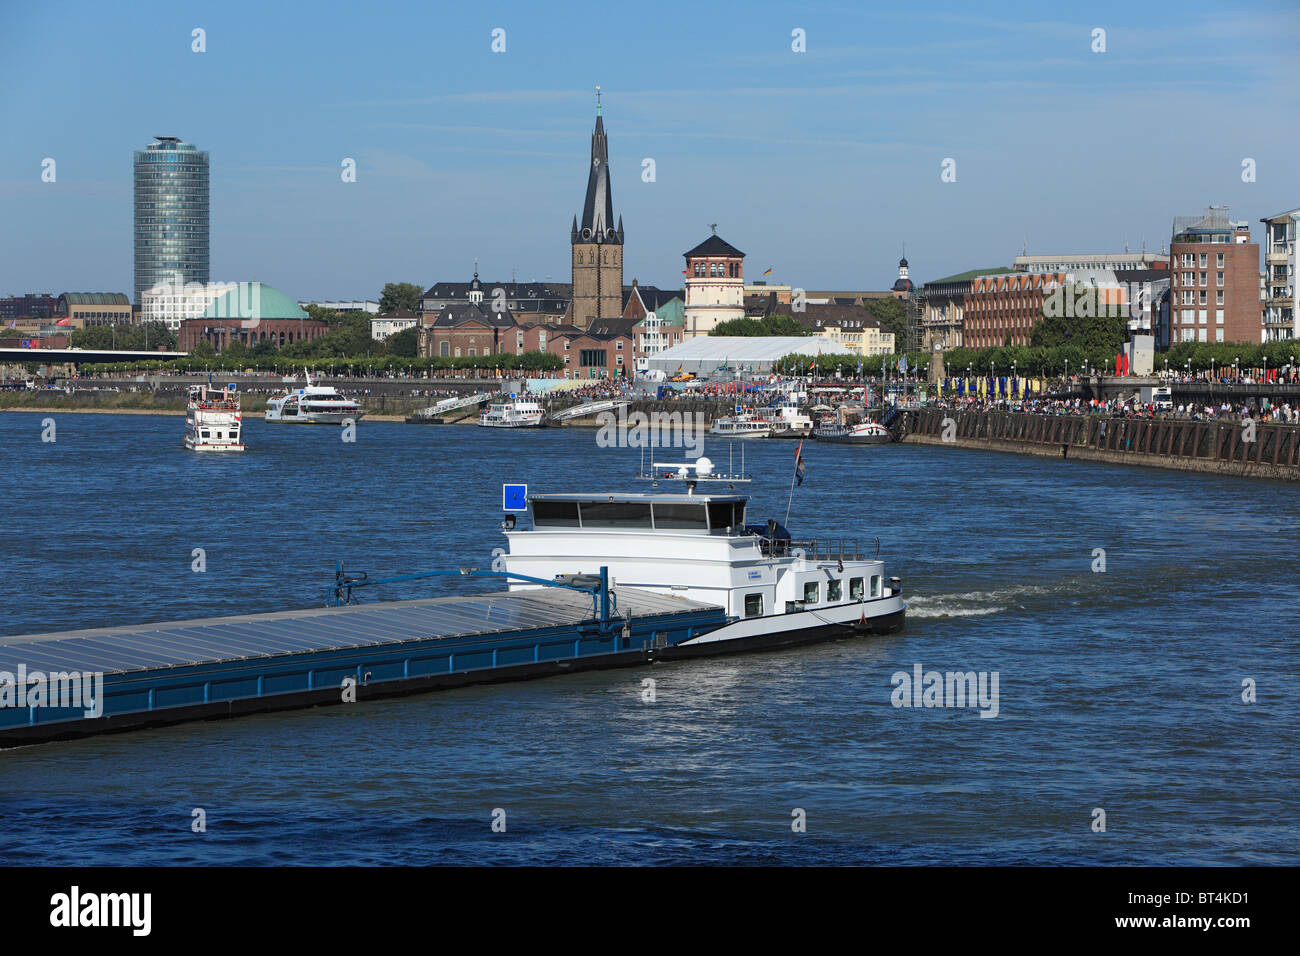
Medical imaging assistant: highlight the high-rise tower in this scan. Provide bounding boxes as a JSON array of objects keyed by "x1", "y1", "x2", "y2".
[
  {"x1": 570, "y1": 91, "x2": 623, "y2": 328},
  {"x1": 134, "y1": 136, "x2": 210, "y2": 304}
]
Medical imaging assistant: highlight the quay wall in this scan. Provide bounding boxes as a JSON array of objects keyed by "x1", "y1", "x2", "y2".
[
  {"x1": 897, "y1": 408, "x2": 1300, "y2": 483},
  {"x1": 551, "y1": 399, "x2": 728, "y2": 427}
]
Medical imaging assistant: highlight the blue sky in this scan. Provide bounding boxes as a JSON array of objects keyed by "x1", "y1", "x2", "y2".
[{"x1": 1, "y1": 0, "x2": 1297, "y2": 301}]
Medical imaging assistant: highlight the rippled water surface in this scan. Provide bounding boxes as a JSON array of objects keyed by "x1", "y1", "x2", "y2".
[{"x1": 1, "y1": 412, "x2": 1297, "y2": 864}]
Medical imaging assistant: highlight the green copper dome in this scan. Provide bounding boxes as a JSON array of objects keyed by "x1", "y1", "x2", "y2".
[{"x1": 202, "y1": 282, "x2": 307, "y2": 320}]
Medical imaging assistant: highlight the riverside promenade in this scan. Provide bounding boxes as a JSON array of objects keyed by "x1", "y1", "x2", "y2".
[{"x1": 898, "y1": 407, "x2": 1300, "y2": 482}]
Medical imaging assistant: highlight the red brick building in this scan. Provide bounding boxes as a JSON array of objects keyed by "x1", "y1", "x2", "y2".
[
  {"x1": 963, "y1": 272, "x2": 1067, "y2": 349},
  {"x1": 418, "y1": 303, "x2": 516, "y2": 358},
  {"x1": 178, "y1": 282, "x2": 327, "y2": 352},
  {"x1": 417, "y1": 304, "x2": 634, "y2": 377},
  {"x1": 178, "y1": 317, "x2": 328, "y2": 351},
  {"x1": 1169, "y1": 206, "x2": 1262, "y2": 344}
]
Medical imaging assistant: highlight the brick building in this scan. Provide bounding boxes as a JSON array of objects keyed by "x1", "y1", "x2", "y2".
[
  {"x1": 177, "y1": 281, "x2": 327, "y2": 352},
  {"x1": 418, "y1": 301, "x2": 516, "y2": 358},
  {"x1": 0, "y1": 293, "x2": 59, "y2": 321},
  {"x1": 420, "y1": 268, "x2": 570, "y2": 325},
  {"x1": 963, "y1": 272, "x2": 1067, "y2": 349},
  {"x1": 1169, "y1": 206, "x2": 1261, "y2": 344}
]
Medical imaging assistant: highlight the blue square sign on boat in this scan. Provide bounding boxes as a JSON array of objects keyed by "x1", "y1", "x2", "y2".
[{"x1": 503, "y1": 483, "x2": 528, "y2": 512}]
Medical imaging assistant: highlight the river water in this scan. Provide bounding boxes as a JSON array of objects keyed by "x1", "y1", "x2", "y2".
[{"x1": 1, "y1": 411, "x2": 1296, "y2": 864}]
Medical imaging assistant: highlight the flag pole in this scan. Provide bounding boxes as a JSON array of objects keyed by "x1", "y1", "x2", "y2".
[{"x1": 784, "y1": 440, "x2": 802, "y2": 527}]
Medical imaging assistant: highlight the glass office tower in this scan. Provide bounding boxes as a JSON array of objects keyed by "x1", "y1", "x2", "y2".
[{"x1": 133, "y1": 136, "x2": 210, "y2": 303}]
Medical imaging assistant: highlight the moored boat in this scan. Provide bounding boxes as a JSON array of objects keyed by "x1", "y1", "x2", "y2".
[
  {"x1": 479, "y1": 399, "x2": 546, "y2": 428},
  {"x1": 757, "y1": 398, "x2": 813, "y2": 438},
  {"x1": 708, "y1": 407, "x2": 771, "y2": 438},
  {"x1": 812, "y1": 420, "x2": 893, "y2": 444}
]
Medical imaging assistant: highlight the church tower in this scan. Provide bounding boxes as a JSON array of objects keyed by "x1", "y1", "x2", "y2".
[{"x1": 570, "y1": 89, "x2": 624, "y2": 329}]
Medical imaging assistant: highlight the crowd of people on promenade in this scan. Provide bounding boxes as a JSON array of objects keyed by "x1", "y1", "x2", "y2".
[
  {"x1": 1159, "y1": 369, "x2": 1300, "y2": 386},
  {"x1": 925, "y1": 395, "x2": 1300, "y2": 424}
]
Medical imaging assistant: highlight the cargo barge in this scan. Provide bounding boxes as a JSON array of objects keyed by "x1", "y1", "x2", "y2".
[
  {"x1": 0, "y1": 586, "x2": 727, "y2": 747},
  {"x1": 1, "y1": 455, "x2": 905, "y2": 748}
]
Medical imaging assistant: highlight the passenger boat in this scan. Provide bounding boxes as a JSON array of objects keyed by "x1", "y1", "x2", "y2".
[
  {"x1": 183, "y1": 383, "x2": 245, "y2": 452},
  {"x1": 812, "y1": 420, "x2": 892, "y2": 444},
  {"x1": 503, "y1": 456, "x2": 906, "y2": 653},
  {"x1": 479, "y1": 399, "x2": 546, "y2": 428},
  {"x1": 707, "y1": 408, "x2": 771, "y2": 438},
  {"x1": 264, "y1": 372, "x2": 365, "y2": 424},
  {"x1": 757, "y1": 398, "x2": 813, "y2": 438}
]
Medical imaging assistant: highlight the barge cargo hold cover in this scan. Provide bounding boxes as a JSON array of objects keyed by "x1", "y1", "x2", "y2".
[{"x1": 0, "y1": 587, "x2": 728, "y2": 747}]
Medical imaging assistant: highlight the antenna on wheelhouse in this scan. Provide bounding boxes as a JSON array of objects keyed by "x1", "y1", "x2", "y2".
[{"x1": 636, "y1": 448, "x2": 751, "y2": 495}]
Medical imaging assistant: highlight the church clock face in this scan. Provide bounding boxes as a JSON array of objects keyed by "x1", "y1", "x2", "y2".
[{"x1": 593, "y1": 158, "x2": 600, "y2": 167}]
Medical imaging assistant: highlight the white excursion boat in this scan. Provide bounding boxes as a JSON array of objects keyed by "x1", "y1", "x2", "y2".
[
  {"x1": 184, "y1": 383, "x2": 245, "y2": 452},
  {"x1": 264, "y1": 372, "x2": 365, "y2": 424},
  {"x1": 757, "y1": 398, "x2": 813, "y2": 438},
  {"x1": 501, "y1": 457, "x2": 905, "y2": 655},
  {"x1": 708, "y1": 408, "x2": 771, "y2": 438},
  {"x1": 813, "y1": 420, "x2": 892, "y2": 445},
  {"x1": 479, "y1": 399, "x2": 546, "y2": 428}
]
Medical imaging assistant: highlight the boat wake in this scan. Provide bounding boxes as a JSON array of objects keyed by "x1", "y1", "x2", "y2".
[{"x1": 905, "y1": 583, "x2": 1055, "y2": 619}]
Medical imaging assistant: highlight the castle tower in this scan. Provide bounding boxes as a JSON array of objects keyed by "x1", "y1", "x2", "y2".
[
  {"x1": 570, "y1": 89, "x2": 624, "y2": 329},
  {"x1": 683, "y1": 227, "x2": 745, "y2": 338}
]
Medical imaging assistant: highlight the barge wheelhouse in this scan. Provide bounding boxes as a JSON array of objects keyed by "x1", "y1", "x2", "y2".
[{"x1": 503, "y1": 459, "x2": 905, "y2": 653}]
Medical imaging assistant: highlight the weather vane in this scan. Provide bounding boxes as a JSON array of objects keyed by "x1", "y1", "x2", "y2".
[{"x1": 708, "y1": 222, "x2": 718, "y2": 235}]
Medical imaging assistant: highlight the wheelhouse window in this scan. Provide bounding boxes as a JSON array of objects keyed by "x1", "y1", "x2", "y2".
[
  {"x1": 531, "y1": 500, "x2": 580, "y2": 528},
  {"x1": 744, "y1": 593, "x2": 763, "y2": 618},
  {"x1": 652, "y1": 502, "x2": 708, "y2": 529},
  {"x1": 849, "y1": 577, "x2": 864, "y2": 600},
  {"x1": 706, "y1": 500, "x2": 745, "y2": 532},
  {"x1": 871, "y1": 575, "x2": 881, "y2": 597},
  {"x1": 578, "y1": 501, "x2": 653, "y2": 528}
]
